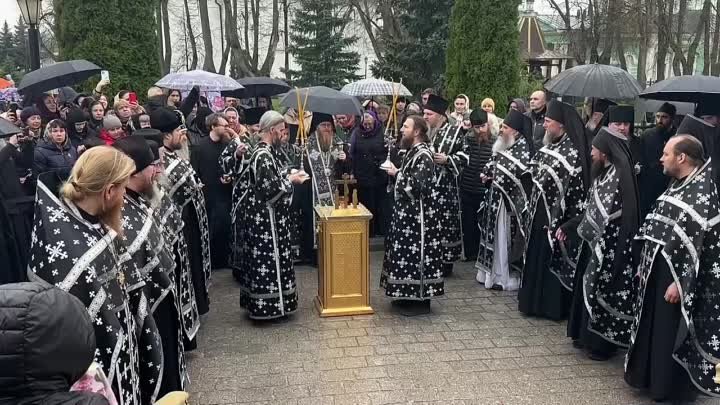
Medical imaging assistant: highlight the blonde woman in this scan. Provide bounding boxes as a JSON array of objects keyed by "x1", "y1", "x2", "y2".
[
  {"x1": 481, "y1": 98, "x2": 500, "y2": 136},
  {"x1": 29, "y1": 146, "x2": 148, "y2": 405}
]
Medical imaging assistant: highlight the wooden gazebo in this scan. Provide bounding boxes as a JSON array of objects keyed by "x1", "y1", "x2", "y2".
[{"x1": 518, "y1": 0, "x2": 574, "y2": 80}]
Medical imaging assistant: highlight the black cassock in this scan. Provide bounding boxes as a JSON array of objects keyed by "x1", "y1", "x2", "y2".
[
  {"x1": 380, "y1": 142, "x2": 444, "y2": 300},
  {"x1": 276, "y1": 142, "x2": 303, "y2": 261},
  {"x1": 191, "y1": 136, "x2": 233, "y2": 270},
  {"x1": 121, "y1": 191, "x2": 187, "y2": 399},
  {"x1": 519, "y1": 134, "x2": 586, "y2": 320},
  {"x1": 164, "y1": 150, "x2": 212, "y2": 315},
  {"x1": 219, "y1": 136, "x2": 252, "y2": 279},
  {"x1": 625, "y1": 160, "x2": 720, "y2": 399},
  {"x1": 430, "y1": 123, "x2": 469, "y2": 269},
  {"x1": 476, "y1": 136, "x2": 532, "y2": 290},
  {"x1": 28, "y1": 175, "x2": 145, "y2": 405},
  {"x1": 155, "y1": 187, "x2": 200, "y2": 347},
  {"x1": 567, "y1": 166, "x2": 635, "y2": 352},
  {"x1": 238, "y1": 142, "x2": 298, "y2": 319}
]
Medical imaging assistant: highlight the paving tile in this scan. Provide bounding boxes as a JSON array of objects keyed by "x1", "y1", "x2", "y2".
[{"x1": 186, "y1": 258, "x2": 668, "y2": 405}]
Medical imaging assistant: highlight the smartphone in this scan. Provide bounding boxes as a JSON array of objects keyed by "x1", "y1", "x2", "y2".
[
  {"x1": 128, "y1": 92, "x2": 138, "y2": 105},
  {"x1": 100, "y1": 70, "x2": 110, "y2": 81}
]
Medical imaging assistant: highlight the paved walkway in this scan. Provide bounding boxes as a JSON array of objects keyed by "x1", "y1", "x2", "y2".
[{"x1": 186, "y1": 252, "x2": 714, "y2": 405}]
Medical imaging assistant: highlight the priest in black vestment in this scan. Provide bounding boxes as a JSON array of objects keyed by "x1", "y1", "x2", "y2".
[
  {"x1": 238, "y1": 111, "x2": 307, "y2": 320},
  {"x1": 637, "y1": 102, "x2": 676, "y2": 218},
  {"x1": 28, "y1": 147, "x2": 146, "y2": 405},
  {"x1": 115, "y1": 136, "x2": 188, "y2": 399},
  {"x1": 518, "y1": 101, "x2": 591, "y2": 320},
  {"x1": 625, "y1": 133, "x2": 720, "y2": 401},
  {"x1": 191, "y1": 113, "x2": 234, "y2": 270},
  {"x1": 606, "y1": 105, "x2": 643, "y2": 165},
  {"x1": 423, "y1": 94, "x2": 469, "y2": 276},
  {"x1": 151, "y1": 108, "x2": 212, "y2": 315},
  {"x1": 380, "y1": 115, "x2": 444, "y2": 316},
  {"x1": 564, "y1": 127, "x2": 640, "y2": 361}
]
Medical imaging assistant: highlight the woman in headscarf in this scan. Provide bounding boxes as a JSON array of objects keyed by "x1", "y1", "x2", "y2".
[
  {"x1": 351, "y1": 110, "x2": 388, "y2": 236},
  {"x1": 508, "y1": 98, "x2": 527, "y2": 114}
]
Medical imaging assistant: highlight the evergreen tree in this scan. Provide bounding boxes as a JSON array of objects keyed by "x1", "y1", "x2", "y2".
[
  {"x1": 0, "y1": 21, "x2": 14, "y2": 73},
  {"x1": 286, "y1": 0, "x2": 361, "y2": 88},
  {"x1": 12, "y1": 17, "x2": 28, "y2": 74},
  {"x1": 445, "y1": 0, "x2": 522, "y2": 116},
  {"x1": 55, "y1": 0, "x2": 160, "y2": 98},
  {"x1": 371, "y1": 0, "x2": 453, "y2": 95}
]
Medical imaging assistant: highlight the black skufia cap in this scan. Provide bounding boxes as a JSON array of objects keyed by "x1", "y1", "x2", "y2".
[
  {"x1": 423, "y1": 94, "x2": 449, "y2": 116},
  {"x1": 607, "y1": 105, "x2": 634, "y2": 123},
  {"x1": 469, "y1": 109, "x2": 487, "y2": 126},
  {"x1": 591, "y1": 98, "x2": 617, "y2": 114},
  {"x1": 113, "y1": 136, "x2": 155, "y2": 174},
  {"x1": 133, "y1": 128, "x2": 164, "y2": 144}
]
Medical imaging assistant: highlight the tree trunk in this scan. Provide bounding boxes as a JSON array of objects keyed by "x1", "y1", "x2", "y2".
[
  {"x1": 636, "y1": 0, "x2": 649, "y2": 86},
  {"x1": 252, "y1": 0, "x2": 260, "y2": 68},
  {"x1": 215, "y1": 0, "x2": 230, "y2": 74},
  {"x1": 284, "y1": 0, "x2": 290, "y2": 80},
  {"x1": 683, "y1": 0, "x2": 711, "y2": 74},
  {"x1": 199, "y1": 0, "x2": 216, "y2": 72},
  {"x1": 616, "y1": 31, "x2": 627, "y2": 71},
  {"x1": 184, "y1": 0, "x2": 198, "y2": 70},
  {"x1": 243, "y1": 0, "x2": 249, "y2": 53},
  {"x1": 161, "y1": 0, "x2": 172, "y2": 74},
  {"x1": 704, "y1": 5, "x2": 711, "y2": 75},
  {"x1": 350, "y1": 0, "x2": 383, "y2": 61},
  {"x1": 225, "y1": 0, "x2": 254, "y2": 77},
  {"x1": 712, "y1": 0, "x2": 720, "y2": 75},
  {"x1": 655, "y1": 0, "x2": 673, "y2": 81},
  {"x1": 156, "y1": 2, "x2": 166, "y2": 74},
  {"x1": 259, "y1": 0, "x2": 280, "y2": 75}
]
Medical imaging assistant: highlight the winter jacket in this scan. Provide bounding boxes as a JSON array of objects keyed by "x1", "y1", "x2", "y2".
[
  {"x1": 66, "y1": 109, "x2": 98, "y2": 149},
  {"x1": 460, "y1": 133, "x2": 494, "y2": 195},
  {"x1": 0, "y1": 282, "x2": 109, "y2": 405},
  {"x1": 33, "y1": 139, "x2": 78, "y2": 179},
  {"x1": 526, "y1": 107, "x2": 547, "y2": 154},
  {"x1": 351, "y1": 125, "x2": 387, "y2": 187}
]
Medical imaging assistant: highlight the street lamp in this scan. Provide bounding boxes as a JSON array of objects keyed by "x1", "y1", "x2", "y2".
[{"x1": 17, "y1": 0, "x2": 42, "y2": 70}]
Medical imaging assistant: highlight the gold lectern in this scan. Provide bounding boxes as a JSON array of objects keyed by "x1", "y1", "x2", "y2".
[{"x1": 314, "y1": 186, "x2": 374, "y2": 317}]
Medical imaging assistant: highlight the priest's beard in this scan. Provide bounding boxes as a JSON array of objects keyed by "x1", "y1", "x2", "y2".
[
  {"x1": 591, "y1": 160, "x2": 610, "y2": 180},
  {"x1": 147, "y1": 173, "x2": 170, "y2": 209},
  {"x1": 318, "y1": 131, "x2": 333, "y2": 151},
  {"x1": 493, "y1": 136, "x2": 514, "y2": 154},
  {"x1": 428, "y1": 126, "x2": 440, "y2": 141},
  {"x1": 400, "y1": 134, "x2": 414, "y2": 150},
  {"x1": 99, "y1": 196, "x2": 125, "y2": 237},
  {"x1": 176, "y1": 140, "x2": 190, "y2": 161}
]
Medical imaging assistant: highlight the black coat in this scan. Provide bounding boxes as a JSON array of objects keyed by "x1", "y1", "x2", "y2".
[
  {"x1": 526, "y1": 107, "x2": 547, "y2": 154},
  {"x1": 351, "y1": 127, "x2": 387, "y2": 187},
  {"x1": 460, "y1": 133, "x2": 494, "y2": 195},
  {"x1": 33, "y1": 139, "x2": 78, "y2": 179},
  {"x1": 0, "y1": 282, "x2": 110, "y2": 405}
]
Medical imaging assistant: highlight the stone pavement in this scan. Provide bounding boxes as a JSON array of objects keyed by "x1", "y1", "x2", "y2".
[{"x1": 186, "y1": 252, "x2": 716, "y2": 405}]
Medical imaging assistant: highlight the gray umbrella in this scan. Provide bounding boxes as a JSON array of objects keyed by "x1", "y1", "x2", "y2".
[
  {"x1": 639, "y1": 75, "x2": 720, "y2": 102},
  {"x1": 0, "y1": 117, "x2": 22, "y2": 138},
  {"x1": 544, "y1": 63, "x2": 643, "y2": 99},
  {"x1": 18, "y1": 60, "x2": 102, "y2": 99},
  {"x1": 280, "y1": 86, "x2": 363, "y2": 116}
]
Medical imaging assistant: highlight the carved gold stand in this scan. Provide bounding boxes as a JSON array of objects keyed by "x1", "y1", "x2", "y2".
[{"x1": 314, "y1": 192, "x2": 374, "y2": 317}]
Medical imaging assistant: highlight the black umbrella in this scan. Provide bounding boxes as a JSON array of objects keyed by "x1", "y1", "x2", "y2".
[
  {"x1": 544, "y1": 63, "x2": 643, "y2": 99},
  {"x1": 280, "y1": 86, "x2": 363, "y2": 116},
  {"x1": 639, "y1": 75, "x2": 720, "y2": 102},
  {"x1": 0, "y1": 117, "x2": 22, "y2": 138},
  {"x1": 18, "y1": 60, "x2": 102, "y2": 99},
  {"x1": 222, "y1": 77, "x2": 291, "y2": 98}
]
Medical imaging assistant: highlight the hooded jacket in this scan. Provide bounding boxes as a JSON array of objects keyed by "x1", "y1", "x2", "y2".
[
  {"x1": 33, "y1": 129, "x2": 78, "y2": 178},
  {"x1": 65, "y1": 109, "x2": 98, "y2": 148},
  {"x1": 0, "y1": 282, "x2": 109, "y2": 405}
]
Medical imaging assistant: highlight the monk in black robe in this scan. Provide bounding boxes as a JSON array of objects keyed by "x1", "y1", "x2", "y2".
[
  {"x1": 625, "y1": 132, "x2": 720, "y2": 402},
  {"x1": 564, "y1": 127, "x2": 640, "y2": 361},
  {"x1": 519, "y1": 101, "x2": 591, "y2": 320},
  {"x1": 637, "y1": 102, "x2": 676, "y2": 218}
]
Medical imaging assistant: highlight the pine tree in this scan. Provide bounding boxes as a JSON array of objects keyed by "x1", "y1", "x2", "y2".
[
  {"x1": 0, "y1": 21, "x2": 14, "y2": 73},
  {"x1": 371, "y1": 0, "x2": 453, "y2": 95},
  {"x1": 445, "y1": 0, "x2": 522, "y2": 116},
  {"x1": 55, "y1": 0, "x2": 160, "y2": 98},
  {"x1": 12, "y1": 17, "x2": 28, "y2": 74},
  {"x1": 286, "y1": 0, "x2": 360, "y2": 88}
]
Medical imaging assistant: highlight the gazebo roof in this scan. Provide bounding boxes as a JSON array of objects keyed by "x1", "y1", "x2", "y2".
[{"x1": 518, "y1": 4, "x2": 572, "y2": 62}]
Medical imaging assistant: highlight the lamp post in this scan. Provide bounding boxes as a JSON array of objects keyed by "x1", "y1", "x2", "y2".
[{"x1": 17, "y1": 0, "x2": 42, "y2": 71}]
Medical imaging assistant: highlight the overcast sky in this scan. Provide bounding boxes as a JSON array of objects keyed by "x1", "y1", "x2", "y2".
[{"x1": 2, "y1": 1, "x2": 20, "y2": 27}]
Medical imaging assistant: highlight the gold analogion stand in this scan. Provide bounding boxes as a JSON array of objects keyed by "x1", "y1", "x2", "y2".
[{"x1": 314, "y1": 178, "x2": 374, "y2": 317}]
